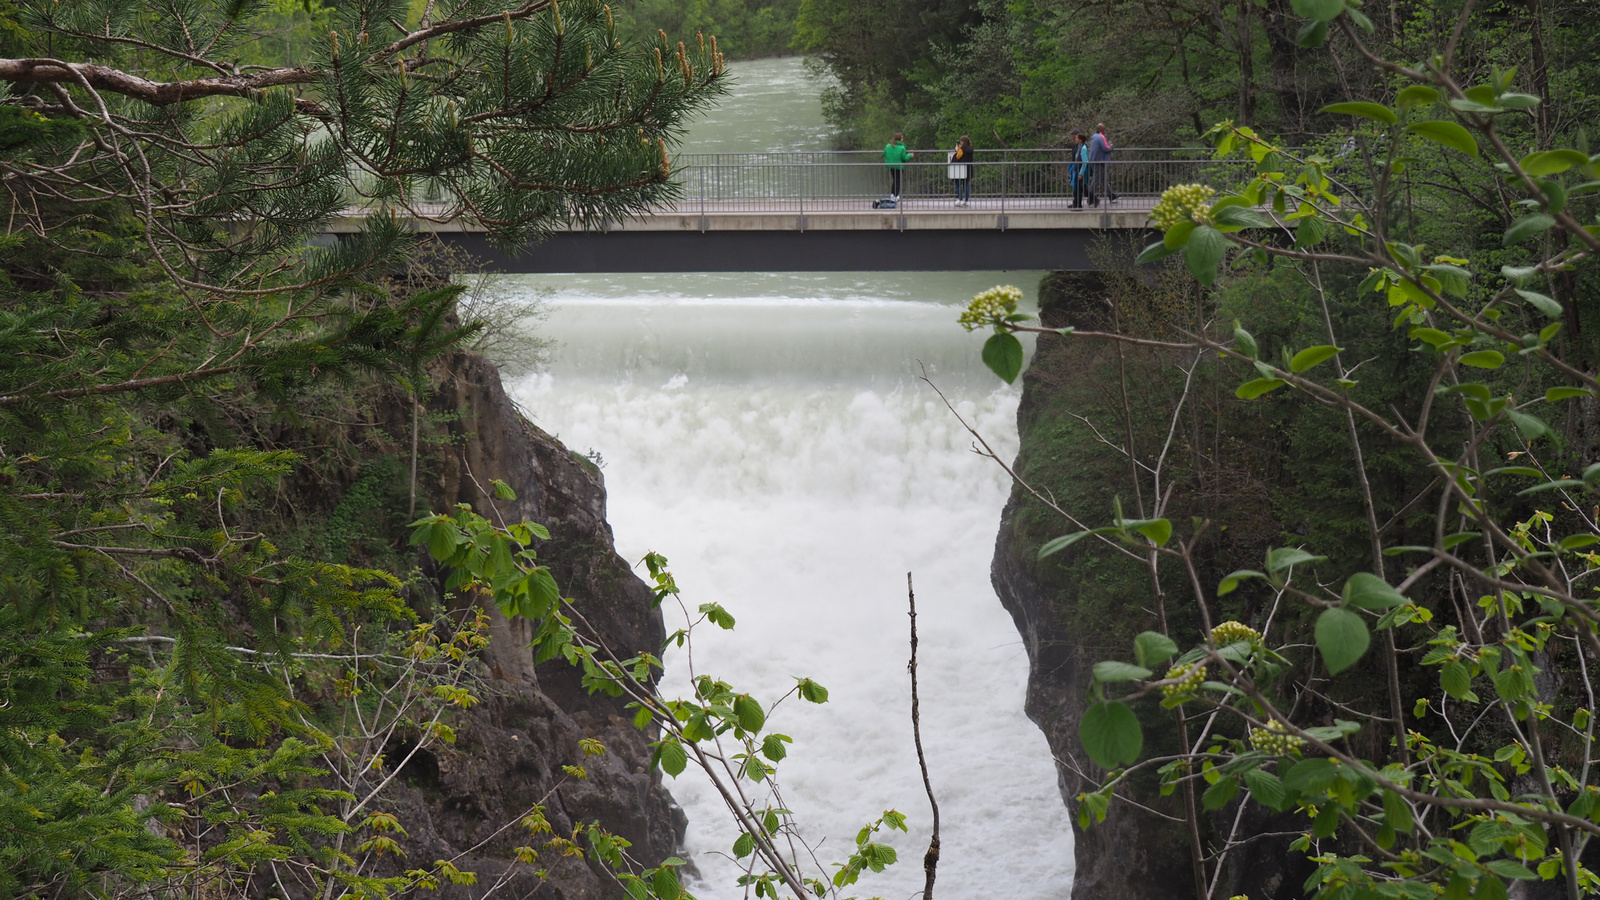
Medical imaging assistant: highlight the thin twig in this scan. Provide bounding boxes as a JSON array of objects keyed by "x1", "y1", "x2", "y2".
[{"x1": 907, "y1": 573, "x2": 941, "y2": 900}]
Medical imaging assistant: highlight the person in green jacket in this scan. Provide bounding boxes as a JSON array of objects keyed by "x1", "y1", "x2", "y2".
[{"x1": 883, "y1": 132, "x2": 914, "y2": 201}]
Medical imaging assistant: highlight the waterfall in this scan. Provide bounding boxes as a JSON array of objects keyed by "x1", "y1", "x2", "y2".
[{"x1": 506, "y1": 269, "x2": 1074, "y2": 899}]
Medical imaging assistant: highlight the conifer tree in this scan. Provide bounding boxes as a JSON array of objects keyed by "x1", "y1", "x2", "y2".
[{"x1": 0, "y1": 1, "x2": 723, "y2": 895}]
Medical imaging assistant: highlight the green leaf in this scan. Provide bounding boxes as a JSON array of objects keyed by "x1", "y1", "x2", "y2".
[
  {"x1": 492, "y1": 479, "x2": 517, "y2": 501},
  {"x1": 1128, "y1": 518, "x2": 1173, "y2": 545},
  {"x1": 1395, "y1": 85, "x2": 1440, "y2": 108},
  {"x1": 1184, "y1": 225, "x2": 1229, "y2": 286},
  {"x1": 761, "y1": 734, "x2": 790, "y2": 761},
  {"x1": 1516, "y1": 289, "x2": 1563, "y2": 318},
  {"x1": 733, "y1": 832, "x2": 756, "y2": 858},
  {"x1": 1243, "y1": 768, "x2": 1288, "y2": 811},
  {"x1": 1233, "y1": 324, "x2": 1259, "y2": 358},
  {"x1": 1135, "y1": 240, "x2": 1179, "y2": 265},
  {"x1": 1202, "y1": 775, "x2": 1239, "y2": 811},
  {"x1": 1506, "y1": 409, "x2": 1551, "y2": 441},
  {"x1": 1290, "y1": 345, "x2": 1341, "y2": 373},
  {"x1": 1560, "y1": 534, "x2": 1600, "y2": 550},
  {"x1": 1267, "y1": 547, "x2": 1325, "y2": 572},
  {"x1": 982, "y1": 332, "x2": 1025, "y2": 384},
  {"x1": 1315, "y1": 607, "x2": 1370, "y2": 674},
  {"x1": 1296, "y1": 18, "x2": 1328, "y2": 46},
  {"x1": 1039, "y1": 529, "x2": 1113, "y2": 559},
  {"x1": 733, "y1": 695, "x2": 766, "y2": 733},
  {"x1": 1284, "y1": 757, "x2": 1339, "y2": 794},
  {"x1": 1291, "y1": 0, "x2": 1344, "y2": 22},
  {"x1": 1163, "y1": 219, "x2": 1197, "y2": 249},
  {"x1": 1441, "y1": 660, "x2": 1474, "y2": 700},
  {"x1": 1093, "y1": 661, "x2": 1153, "y2": 683},
  {"x1": 1236, "y1": 378, "x2": 1287, "y2": 399},
  {"x1": 1134, "y1": 632, "x2": 1179, "y2": 668},
  {"x1": 1503, "y1": 214, "x2": 1555, "y2": 246},
  {"x1": 1383, "y1": 789, "x2": 1415, "y2": 834},
  {"x1": 1407, "y1": 120, "x2": 1480, "y2": 157},
  {"x1": 657, "y1": 740, "x2": 688, "y2": 777},
  {"x1": 652, "y1": 865, "x2": 680, "y2": 899},
  {"x1": 1218, "y1": 569, "x2": 1266, "y2": 595},
  {"x1": 1320, "y1": 101, "x2": 1396, "y2": 124},
  {"x1": 1520, "y1": 149, "x2": 1590, "y2": 176},
  {"x1": 797, "y1": 678, "x2": 829, "y2": 703},
  {"x1": 1213, "y1": 205, "x2": 1271, "y2": 229},
  {"x1": 1548, "y1": 387, "x2": 1592, "y2": 401},
  {"x1": 1485, "y1": 860, "x2": 1537, "y2": 881},
  {"x1": 1457, "y1": 350, "x2": 1505, "y2": 369},
  {"x1": 1342, "y1": 572, "x2": 1405, "y2": 610},
  {"x1": 1079, "y1": 701, "x2": 1143, "y2": 769}
]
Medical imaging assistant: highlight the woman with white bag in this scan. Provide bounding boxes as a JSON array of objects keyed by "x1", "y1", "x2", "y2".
[{"x1": 947, "y1": 135, "x2": 974, "y2": 206}]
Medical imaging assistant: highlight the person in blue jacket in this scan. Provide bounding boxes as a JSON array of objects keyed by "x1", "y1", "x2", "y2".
[
  {"x1": 1088, "y1": 123, "x2": 1117, "y2": 206},
  {"x1": 1069, "y1": 132, "x2": 1090, "y2": 208}
]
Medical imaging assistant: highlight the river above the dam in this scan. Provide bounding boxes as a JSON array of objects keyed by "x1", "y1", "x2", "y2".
[{"x1": 502, "y1": 57, "x2": 1074, "y2": 900}]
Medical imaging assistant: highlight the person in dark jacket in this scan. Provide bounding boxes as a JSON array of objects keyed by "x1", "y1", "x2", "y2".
[
  {"x1": 1069, "y1": 132, "x2": 1090, "y2": 209},
  {"x1": 1088, "y1": 123, "x2": 1117, "y2": 206},
  {"x1": 883, "y1": 133, "x2": 913, "y2": 201},
  {"x1": 948, "y1": 135, "x2": 975, "y2": 205}
]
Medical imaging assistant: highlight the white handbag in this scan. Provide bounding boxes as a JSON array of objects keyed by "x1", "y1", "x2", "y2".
[{"x1": 947, "y1": 151, "x2": 962, "y2": 179}]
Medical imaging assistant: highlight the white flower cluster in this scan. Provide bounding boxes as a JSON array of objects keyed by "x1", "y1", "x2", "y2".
[
  {"x1": 1151, "y1": 183, "x2": 1217, "y2": 230},
  {"x1": 958, "y1": 284, "x2": 1024, "y2": 331},
  {"x1": 1162, "y1": 662, "x2": 1207, "y2": 700},
  {"x1": 1211, "y1": 621, "x2": 1262, "y2": 647},
  {"x1": 1249, "y1": 719, "x2": 1306, "y2": 755}
]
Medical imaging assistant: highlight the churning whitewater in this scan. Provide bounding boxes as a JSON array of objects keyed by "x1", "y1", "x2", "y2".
[{"x1": 505, "y1": 268, "x2": 1074, "y2": 900}]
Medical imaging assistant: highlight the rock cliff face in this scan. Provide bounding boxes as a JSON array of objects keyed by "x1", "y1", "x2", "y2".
[
  {"x1": 991, "y1": 273, "x2": 1316, "y2": 900},
  {"x1": 991, "y1": 273, "x2": 1197, "y2": 900},
  {"x1": 374, "y1": 351, "x2": 683, "y2": 899}
]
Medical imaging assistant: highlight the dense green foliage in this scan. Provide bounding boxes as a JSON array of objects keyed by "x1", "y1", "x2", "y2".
[
  {"x1": 964, "y1": 3, "x2": 1600, "y2": 899},
  {"x1": 614, "y1": 0, "x2": 801, "y2": 59},
  {"x1": 0, "y1": 0, "x2": 723, "y2": 895}
]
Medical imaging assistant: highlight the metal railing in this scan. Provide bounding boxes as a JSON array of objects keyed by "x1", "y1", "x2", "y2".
[{"x1": 666, "y1": 149, "x2": 1254, "y2": 214}]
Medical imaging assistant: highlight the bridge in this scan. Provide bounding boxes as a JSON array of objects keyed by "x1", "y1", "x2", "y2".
[{"x1": 329, "y1": 150, "x2": 1245, "y2": 272}]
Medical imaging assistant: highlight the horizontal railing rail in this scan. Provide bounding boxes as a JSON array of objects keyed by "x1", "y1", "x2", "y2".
[{"x1": 664, "y1": 153, "x2": 1255, "y2": 214}]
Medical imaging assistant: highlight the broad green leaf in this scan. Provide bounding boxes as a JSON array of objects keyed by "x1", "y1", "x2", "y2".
[
  {"x1": 1441, "y1": 660, "x2": 1473, "y2": 700},
  {"x1": 1213, "y1": 205, "x2": 1271, "y2": 229},
  {"x1": 1296, "y1": 18, "x2": 1328, "y2": 46},
  {"x1": 1498, "y1": 92, "x2": 1542, "y2": 109},
  {"x1": 982, "y1": 332, "x2": 1025, "y2": 384},
  {"x1": 1290, "y1": 345, "x2": 1341, "y2": 373},
  {"x1": 1395, "y1": 85, "x2": 1440, "y2": 108},
  {"x1": 797, "y1": 678, "x2": 829, "y2": 703},
  {"x1": 1342, "y1": 572, "x2": 1405, "y2": 610},
  {"x1": 1457, "y1": 350, "x2": 1504, "y2": 369},
  {"x1": 1128, "y1": 518, "x2": 1173, "y2": 545},
  {"x1": 1485, "y1": 860, "x2": 1537, "y2": 881},
  {"x1": 1320, "y1": 101, "x2": 1396, "y2": 124},
  {"x1": 492, "y1": 479, "x2": 517, "y2": 501},
  {"x1": 652, "y1": 866, "x2": 680, "y2": 899},
  {"x1": 761, "y1": 733, "x2": 790, "y2": 761},
  {"x1": 1218, "y1": 569, "x2": 1266, "y2": 595},
  {"x1": 1079, "y1": 701, "x2": 1143, "y2": 769},
  {"x1": 1503, "y1": 214, "x2": 1555, "y2": 246},
  {"x1": 1547, "y1": 387, "x2": 1591, "y2": 401},
  {"x1": 1284, "y1": 757, "x2": 1339, "y2": 794},
  {"x1": 1236, "y1": 378, "x2": 1287, "y2": 399},
  {"x1": 733, "y1": 832, "x2": 756, "y2": 858},
  {"x1": 1093, "y1": 661, "x2": 1153, "y2": 683},
  {"x1": 657, "y1": 740, "x2": 688, "y2": 776},
  {"x1": 1243, "y1": 768, "x2": 1288, "y2": 811},
  {"x1": 1506, "y1": 409, "x2": 1550, "y2": 440},
  {"x1": 1520, "y1": 149, "x2": 1589, "y2": 176},
  {"x1": 1164, "y1": 219, "x2": 1197, "y2": 249},
  {"x1": 1291, "y1": 0, "x2": 1344, "y2": 22},
  {"x1": 733, "y1": 695, "x2": 766, "y2": 733},
  {"x1": 1184, "y1": 225, "x2": 1229, "y2": 286},
  {"x1": 1516, "y1": 289, "x2": 1563, "y2": 318},
  {"x1": 1559, "y1": 534, "x2": 1600, "y2": 550},
  {"x1": 1134, "y1": 631, "x2": 1179, "y2": 668},
  {"x1": 1383, "y1": 789, "x2": 1415, "y2": 834},
  {"x1": 1202, "y1": 775, "x2": 1239, "y2": 811},
  {"x1": 1267, "y1": 547, "x2": 1325, "y2": 572},
  {"x1": 1315, "y1": 607, "x2": 1370, "y2": 674},
  {"x1": 1039, "y1": 528, "x2": 1115, "y2": 559},
  {"x1": 1135, "y1": 240, "x2": 1179, "y2": 265},
  {"x1": 1407, "y1": 120, "x2": 1480, "y2": 157}
]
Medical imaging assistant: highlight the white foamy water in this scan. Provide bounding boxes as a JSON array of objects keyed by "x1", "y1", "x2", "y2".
[{"x1": 505, "y1": 270, "x2": 1074, "y2": 900}]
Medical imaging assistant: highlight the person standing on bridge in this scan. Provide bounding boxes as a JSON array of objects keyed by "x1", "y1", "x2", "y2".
[
  {"x1": 884, "y1": 133, "x2": 914, "y2": 202},
  {"x1": 1088, "y1": 123, "x2": 1117, "y2": 206},
  {"x1": 1069, "y1": 132, "x2": 1091, "y2": 209},
  {"x1": 948, "y1": 135, "x2": 975, "y2": 206}
]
